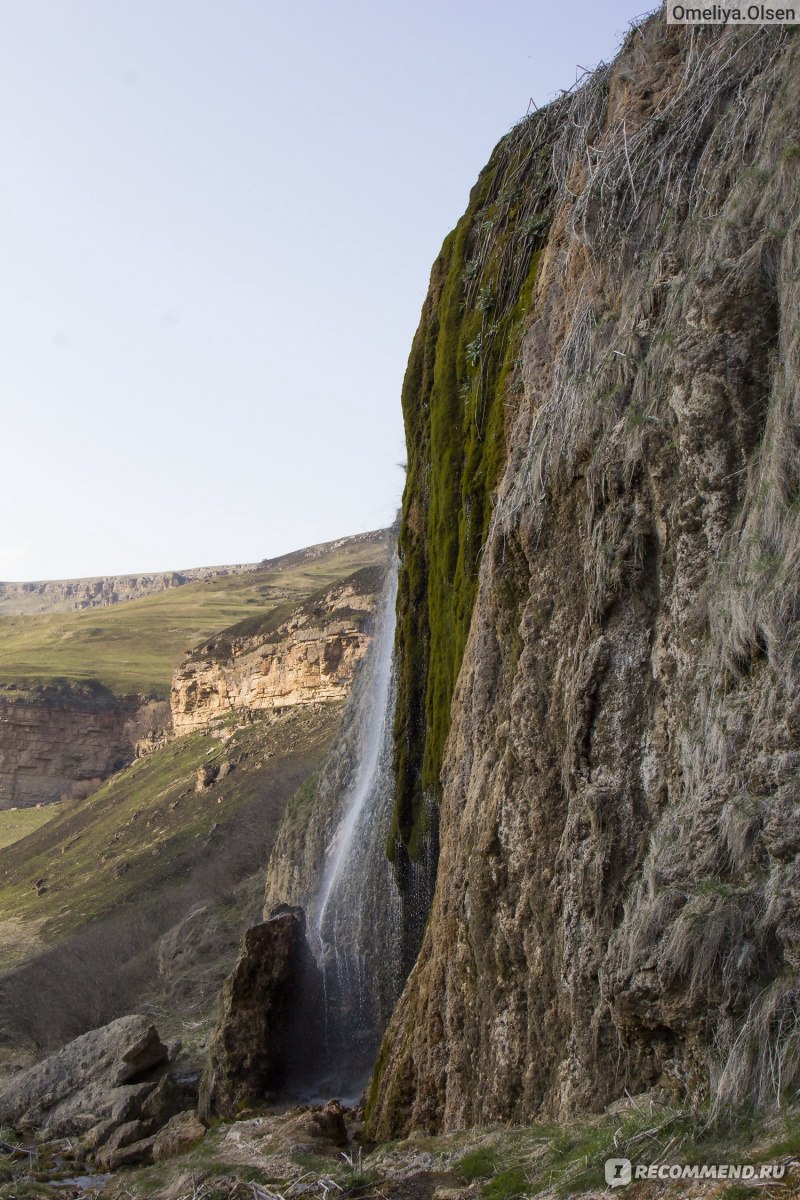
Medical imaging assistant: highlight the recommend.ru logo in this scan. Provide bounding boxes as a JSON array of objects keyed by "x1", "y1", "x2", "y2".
[
  {"x1": 604, "y1": 1159, "x2": 787, "y2": 1188},
  {"x1": 605, "y1": 1159, "x2": 632, "y2": 1187}
]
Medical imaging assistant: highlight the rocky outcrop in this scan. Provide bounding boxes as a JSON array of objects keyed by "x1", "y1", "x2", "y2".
[
  {"x1": 0, "y1": 1015, "x2": 200, "y2": 1170},
  {"x1": 171, "y1": 567, "x2": 384, "y2": 734},
  {"x1": 200, "y1": 906, "x2": 324, "y2": 1118},
  {"x1": 369, "y1": 17, "x2": 800, "y2": 1136},
  {"x1": 0, "y1": 1014, "x2": 167, "y2": 1135},
  {"x1": 0, "y1": 684, "x2": 142, "y2": 808}
]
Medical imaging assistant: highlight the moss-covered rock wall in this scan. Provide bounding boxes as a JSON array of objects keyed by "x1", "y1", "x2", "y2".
[{"x1": 391, "y1": 124, "x2": 554, "y2": 862}]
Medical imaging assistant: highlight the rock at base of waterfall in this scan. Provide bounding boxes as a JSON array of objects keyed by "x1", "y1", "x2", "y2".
[
  {"x1": 199, "y1": 904, "x2": 324, "y2": 1119},
  {"x1": 302, "y1": 1099, "x2": 349, "y2": 1146}
]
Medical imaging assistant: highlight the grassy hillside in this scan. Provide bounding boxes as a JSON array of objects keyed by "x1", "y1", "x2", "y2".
[
  {"x1": 0, "y1": 532, "x2": 388, "y2": 696},
  {"x1": 0, "y1": 706, "x2": 338, "y2": 957},
  {"x1": 0, "y1": 703, "x2": 341, "y2": 1056},
  {"x1": 0, "y1": 806, "x2": 58, "y2": 850}
]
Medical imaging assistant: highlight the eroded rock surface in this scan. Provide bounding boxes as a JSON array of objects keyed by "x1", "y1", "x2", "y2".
[
  {"x1": 0, "y1": 684, "x2": 140, "y2": 808},
  {"x1": 200, "y1": 905, "x2": 324, "y2": 1118},
  {"x1": 369, "y1": 18, "x2": 800, "y2": 1136},
  {"x1": 171, "y1": 568, "x2": 384, "y2": 734},
  {"x1": 0, "y1": 1015, "x2": 169, "y2": 1138}
]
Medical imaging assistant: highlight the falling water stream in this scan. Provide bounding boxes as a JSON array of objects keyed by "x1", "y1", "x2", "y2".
[
  {"x1": 315, "y1": 561, "x2": 398, "y2": 940},
  {"x1": 309, "y1": 558, "x2": 403, "y2": 1098}
]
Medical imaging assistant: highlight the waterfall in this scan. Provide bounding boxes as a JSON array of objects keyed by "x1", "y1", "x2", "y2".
[{"x1": 309, "y1": 556, "x2": 403, "y2": 1097}]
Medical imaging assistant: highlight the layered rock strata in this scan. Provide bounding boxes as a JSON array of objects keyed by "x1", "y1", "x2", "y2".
[
  {"x1": 171, "y1": 568, "x2": 384, "y2": 734},
  {"x1": 0, "y1": 684, "x2": 140, "y2": 809},
  {"x1": 0, "y1": 564, "x2": 256, "y2": 616}
]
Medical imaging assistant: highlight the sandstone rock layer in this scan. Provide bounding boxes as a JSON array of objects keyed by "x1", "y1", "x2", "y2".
[
  {"x1": 171, "y1": 568, "x2": 384, "y2": 734},
  {"x1": 0, "y1": 684, "x2": 139, "y2": 808}
]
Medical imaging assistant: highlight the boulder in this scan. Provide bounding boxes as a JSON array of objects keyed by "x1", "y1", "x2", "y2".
[
  {"x1": 199, "y1": 905, "x2": 324, "y2": 1118},
  {"x1": 196, "y1": 763, "x2": 218, "y2": 791},
  {"x1": 315, "y1": 1099, "x2": 349, "y2": 1145},
  {"x1": 290, "y1": 1100, "x2": 348, "y2": 1147},
  {"x1": 152, "y1": 1110, "x2": 207, "y2": 1161},
  {"x1": 102, "y1": 1134, "x2": 156, "y2": 1170},
  {"x1": 140, "y1": 1073, "x2": 188, "y2": 1127},
  {"x1": 0, "y1": 1015, "x2": 168, "y2": 1136},
  {"x1": 95, "y1": 1118, "x2": 155, "y2": 1169}
]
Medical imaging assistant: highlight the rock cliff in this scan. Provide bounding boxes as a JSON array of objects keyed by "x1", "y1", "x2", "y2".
[
  {"x1": 170, "y1": 567, "x2": 384, "y2": 734},
  {"x1": 369, "y1": 15, "x2": 800, "y2": 1136},
  {"x1": 0, "y1": 684, "x2": 141, "y2": 809}
]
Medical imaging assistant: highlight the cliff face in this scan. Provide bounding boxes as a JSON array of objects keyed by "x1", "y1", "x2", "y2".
[
  {"x1": 370, "y1": 17, "x2": 800, "y2": 1136},
  {"x1": 170, "y1": 568, "x2": 384, "y2": 734},
  {"x1": 0, "y1": 685, "x2": 138, "y2": 809}
]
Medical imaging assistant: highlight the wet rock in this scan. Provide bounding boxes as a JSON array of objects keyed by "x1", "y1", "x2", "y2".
[
  {"x1": 312, "y1": 1100, "x2": 349, "y2": 1146},
  {"x1": 278, "y1": 1100, "x2": 349, "y2": 1150}
]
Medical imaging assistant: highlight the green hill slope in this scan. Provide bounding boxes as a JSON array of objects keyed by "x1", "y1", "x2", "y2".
[
  {"x1": 0, "y1": 531, "x2": 388, "y2": 696},
  {"x1": 0, "y1": 703, "x2": 340, "y2": 1056},
  {"x1": 0, "y1": 705, "x2": 337, "y2": 957}
]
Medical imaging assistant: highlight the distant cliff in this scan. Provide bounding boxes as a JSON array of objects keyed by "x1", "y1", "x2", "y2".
[
  {"x1": 0, "y1": 534, "x2": 389, "y2": 808},
  {"x1": 369, "y1": 14, "x2": 800, "y2": 1136},
  {"x1": 0, "y1": 565, "x2": 258, "y2": 617},
  {"x1": 0, "y1": 684, "x2": 140, "y2": 809},
  {"x1": 170, "y1": 567, "x2": 385, "y2": 734},
  {"x1": 0, "y1": 530, "x2": 390, "y2": 620}
]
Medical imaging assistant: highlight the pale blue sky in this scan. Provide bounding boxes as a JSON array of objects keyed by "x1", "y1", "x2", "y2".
[{"x1": 1, "y1": 0, "x2": 648, "y2": 580}]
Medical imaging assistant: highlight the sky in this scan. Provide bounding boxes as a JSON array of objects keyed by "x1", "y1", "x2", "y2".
[{"x1": 0, "y1": 0, "x2": 650, "y2": 581}]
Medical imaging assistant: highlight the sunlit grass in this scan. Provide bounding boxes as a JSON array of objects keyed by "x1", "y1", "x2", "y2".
[{"x1": 0, "y1": 536, "x2": 387, "y2": 696}]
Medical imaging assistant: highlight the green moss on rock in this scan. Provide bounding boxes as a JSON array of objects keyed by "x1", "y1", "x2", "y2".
[{"x1": 391, "y1": 125, "x2": 554, "y2": 858}]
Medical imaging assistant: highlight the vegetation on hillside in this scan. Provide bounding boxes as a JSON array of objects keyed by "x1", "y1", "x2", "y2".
[
  {"x1": 0, "y1": 535, "x2": 388, "y2": 697},
  {"x1": 0, "y1": 806, "x2": 58, "y2": 851},
  {"x1": 0, "y1": 704, "x2": 341, "y2": 1053}
]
